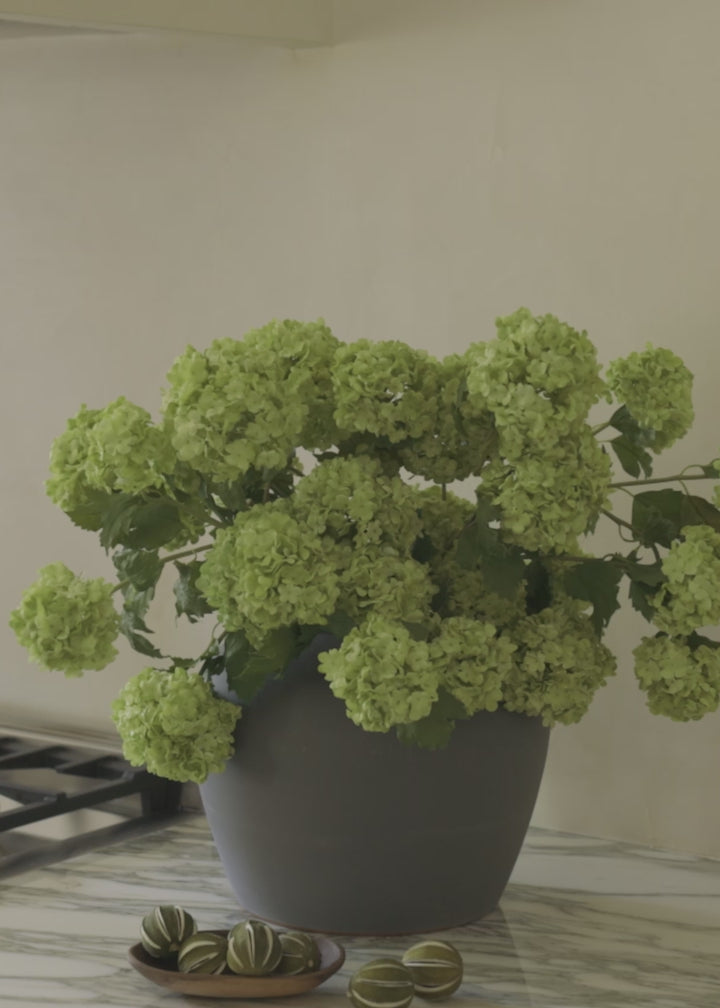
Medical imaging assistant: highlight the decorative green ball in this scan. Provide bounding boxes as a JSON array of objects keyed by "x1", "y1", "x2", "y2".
[
  {"x1": 401, "y1": 940, "x2": 464, "y2": 1000},
  {"x1": 226, "y1": 919, "x2": 282, "y2": 975},
  {"x1": 140, "y1": 905, "x2": 196, "y2": 959},
  {"x1": 177, "y1": 931, "x2": 228, "y2": 974},
  {"x1": 276, "y1": 931, "x2": 321, "y2": 975},
  {"x1": 348, "y1": 958, "x2": 415, "y2": 1008}
]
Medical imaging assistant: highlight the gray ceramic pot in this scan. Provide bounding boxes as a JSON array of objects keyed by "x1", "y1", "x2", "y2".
[{"x1": 199, "y1": 635, "x2": 549, "y2": 935}]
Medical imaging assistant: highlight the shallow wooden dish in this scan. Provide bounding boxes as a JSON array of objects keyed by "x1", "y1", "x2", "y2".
[{"x1": 128, "y1": 931, "x2": 345, "y2": 999}]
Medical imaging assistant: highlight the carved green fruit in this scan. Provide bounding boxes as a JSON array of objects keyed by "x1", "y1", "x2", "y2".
[
  {"x1": 401, "y1": 939, "x2": 464, "y2": 999},
  {"x1": 348, "y1": 958, "x2": 414, "y2": 1008},
  {"x1": 276, "y1": 931, "x2": 321, "y2": 975},
  {"x1": 226, "y1": 919, "x2": 282, "y2": 975},
  {"x1": 177, "y1": 931, "x2": 228, "y2": 974},
  {"x1": 140, "y1": 905, "x2": 196, "y2": 959}
]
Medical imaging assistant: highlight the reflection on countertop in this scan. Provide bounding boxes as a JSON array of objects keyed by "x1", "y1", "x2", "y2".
[{"x1": 0, "y1": 814, "x2": 718, "y2": 1007}]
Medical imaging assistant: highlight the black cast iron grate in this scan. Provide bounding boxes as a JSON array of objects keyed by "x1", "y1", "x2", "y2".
[{"x1": 0, "y1": 733, "x2": 182, "y2": 842}]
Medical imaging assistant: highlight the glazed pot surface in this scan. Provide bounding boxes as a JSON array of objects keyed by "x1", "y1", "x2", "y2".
[{"x1": 200, "y1": 636, "x2": 549, "y2": 935}]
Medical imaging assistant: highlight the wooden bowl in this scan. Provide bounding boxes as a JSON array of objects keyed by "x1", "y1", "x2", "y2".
[{"x1": 128, "y1": 931, "x2": 345, "y2": 999}]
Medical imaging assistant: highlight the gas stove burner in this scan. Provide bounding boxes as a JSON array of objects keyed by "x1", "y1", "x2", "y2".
[{"x1": 0, "y1": 734, "x2": 182, "y2": 876}]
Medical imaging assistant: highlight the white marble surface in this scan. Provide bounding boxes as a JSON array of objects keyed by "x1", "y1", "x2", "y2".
[{"x1": 0, "y1": 815, "x2": 718, "y2": 1007}]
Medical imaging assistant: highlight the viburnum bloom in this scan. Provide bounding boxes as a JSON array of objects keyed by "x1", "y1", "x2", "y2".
[
  {"x1": 651, "y1": 526, "x2": 720, "y2": 635},
  {"x1": 318, "y1": 616, "x2": 440, "y2": 732},
  {"x1": 430, "y1": 617, "x2": 517, "y2": 714},
  {"x1": 633, "y1": 635, "x2": 720, "y2": 720},
  {"x1": 10, "y1": 563, "x2": 120, "y2": 677},
  {"x1": 606, "y1": 343, "x2": 694, "y2": 451},
  {"x1": 197, "y1": 502, "x2": 341, "y2": 644},
  {"x1": 502, "y1": 599, "x2": 617, "y2": 725},
  {"x1": 464, "y1": 307, "x2": 606, "y2": 461},
  {"x1": 112, "y1": 667, "x2": 241, "y2": 782},
  {"x1": 162, "y1": 319, "x2": 340, "y2": 482},
  {"x1": 46, "y1": 398, "x2": 176, "y2": 515}
]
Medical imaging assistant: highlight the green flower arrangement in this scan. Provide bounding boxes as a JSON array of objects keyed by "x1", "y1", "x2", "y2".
[{"x1": 9, "y1": 311, "x2": 720, "y2": 783}]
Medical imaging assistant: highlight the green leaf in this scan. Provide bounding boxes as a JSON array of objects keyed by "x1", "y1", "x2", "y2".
[
  {"x1": 619, "y1": 557, "x2": 664, "y2": 586},
  {"x1": 395, "y1": 689, "x2": 468, "y2": 750},
  {"x1": 223, "y1": 626, "x2": 300, "y2": 703},
  {"x1": 524, "y1": 559, "x2": 552, "y2": 615},
  {"x1": 563, "y1": 559, "x2": 623, "y2": 636},
  {"x1": 99, "y1": 493, "x2": 137, "y2": 550},
  {"x1": 120, "y1": 584, "x2": 156, "y2": 632},
  {"x1": 173, "y1": 561, "x2": 213, "y2": 622},
  {"x1": 322, "y1": 612, "x2": 355, "y2": 639},
  {"x1": 222, "y1": 629, "x2": 253, "y2": 674},
  {"x1": 123, "y1": 499, "x2": 184, "y2": 549},
  {"x1": 608, "y1": 404, "x2": 655, "y2": 447},
  {"x1": 682, "y1": 495, "x2": 720, "y2": 533},
  {"x1": 454, "y1": 499, "x2": 526, "y2": 599},
  {"x1": 119, "y1": 621, "x2": 164, "y2": 659},
  {"x1": 688, "y1": 631, "x2": 720, "y2": 651},
  {"x1": 99, "y1": 494, "x2": 184, "y2": 551},
  {"x1": 119, "y1": 582, "x2": 163, "y2": 658},
  {"x1": 403, "y1": 622, "x2": 431, "y2": 642},
  {"x1": 64, "y1": 488, "x2": 116, "y2": 532},
  {"x1": 610, "y1": 434, "x2": 653, "y2": 478},
  {"x1": 632, "y1": 489, "x2": 720, "y2": 547},
  {"x1": 113, "y1": 548, "x2": 163, "y2": 592},
  {"x1": 697, "y1": 462, "x2": 720, "y2": 478},
  {"x1": 480, "y1": 548, "x2": 526, "y2": 600},
  {"x1": 411, "y1": 533, "x2": 436, "y2": 565},
  {"x1": 628, "y1": 580, "x2": 657, "y2": 621}
]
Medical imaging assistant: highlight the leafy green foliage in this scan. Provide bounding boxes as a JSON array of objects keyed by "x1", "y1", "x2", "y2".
[
  {"x1": 173, "y1": 561, "x2": 213, "y2": 622},
  {"x1": 395, "y1": 689, "x2": 468, "y2": 749},
  {"x1": 608, "y1": 405, "x2": 655, "y2": 478},
  {"x1": 113, "y1": 549, "x2": 163, "y2": 592},
  {"x1": 99, "y1": 494, "x2": 184, "y2": 551},
  {"x1": 631, "y1": 489, "x2": 720, "y2": 548},
  {"x1": 11, "y1": 309, "x2": 720, "y2": 783},
  {"x1": 610, "y1": 435, "x2": 654, "y2": 479},
  {"x1": 119, "y1": 584, "x2": 163, "y2": 659},
  {"x1": 455, "y1": 499, "x2": 526, "y2": 600},
  {"x1": 224, "y1": 627, "x2": 300, "y2": 703},
  {"x1": 562, "y1": 559, "x2": 623, "y2": 636}
]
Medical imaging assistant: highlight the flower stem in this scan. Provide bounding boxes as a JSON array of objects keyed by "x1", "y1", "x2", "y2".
[
  {"x1": 601, "y1": 508, "x2": 636, "y2": 534},
  {"x1": 592, "y1": 420, "x2": 613, "y2": 436},
  {"x1": 161, "y1": 542, "x2": 214, "y2": 565},
  {"x1": 610, "y1": 473, "x2": 713, "y2": 489}
]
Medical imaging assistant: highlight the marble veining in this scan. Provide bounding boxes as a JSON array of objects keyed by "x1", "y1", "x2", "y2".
[{"x1": 0, "y1": 814, "x2": 717, "y2": 1007}]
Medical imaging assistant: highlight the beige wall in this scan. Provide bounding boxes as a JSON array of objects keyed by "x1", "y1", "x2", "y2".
[{"x1": 2, "y1": 0, "x2": 719, "y2": 855}]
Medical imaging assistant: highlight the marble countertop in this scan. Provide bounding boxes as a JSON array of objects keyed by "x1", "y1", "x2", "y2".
[{"x1": 1, "y1": 814, "x2": 718, "y2": 1007}]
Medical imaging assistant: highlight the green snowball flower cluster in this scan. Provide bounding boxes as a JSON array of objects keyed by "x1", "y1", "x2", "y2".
[
  {"x1": 10, "y1": 310, "x2": 720, "y2": 782},
  {"x1": 502, "y1": 600, "x2": 617, "y2": 726},
  {"x1": 318, "y1": 617, "x2": 440, "y2": 732},
  {"x1": 162, "y1": 320, "x2": 340, "y2": 482},
  {"x1": 606, "y1": 344, "x2": 694, "y2": 451},
  {"x1": 481, "y1": 426, "x2": 612, "y2": 554},
  {"x1": 197, "y1": 503, "x2": 341, "y2": 644},
  {"x1": 398, "y1": 355, "x2": 496, "y2": 483},
  {"x1": 430, "y1": 617, "x2": 517, "y2": 714},
  {"x1": 332, "y1": 339, "x2": 440, "y2": 444},
  {"x1": 337, "y1": 551, "x2": 437, "y2": 623},
  {"x1": 46, "y1": 398, "x2": 175, "y2": 515},
  {"x1": 112, "y1": 667, "x2": 241, "y2": 782},
  {"x1": 632, "y1": 636, "x2": 720, "y2": 720},
  {"x1": 462, "y1": 310, "x2": 612, "y2": 553},
  {"x1": 465, "y1": 308, "x2": 606, "y2": 461},
  {"x1": 10, "y1": 563, "x2": 119, "y2": 676},
  {"x1": 652, "y1": 526, "x2": 720, "y2": 635},
  {"x1": 292, "y1": 455, "x2": 422, "y2": 551},
  {"x1": 414, "y1": 491, "x2": 526, "y2": 621}
]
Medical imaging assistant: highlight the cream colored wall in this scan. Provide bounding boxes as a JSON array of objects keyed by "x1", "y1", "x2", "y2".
[{"x1": 2, "y1": 0, "x2": 719, "y2": 854}]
